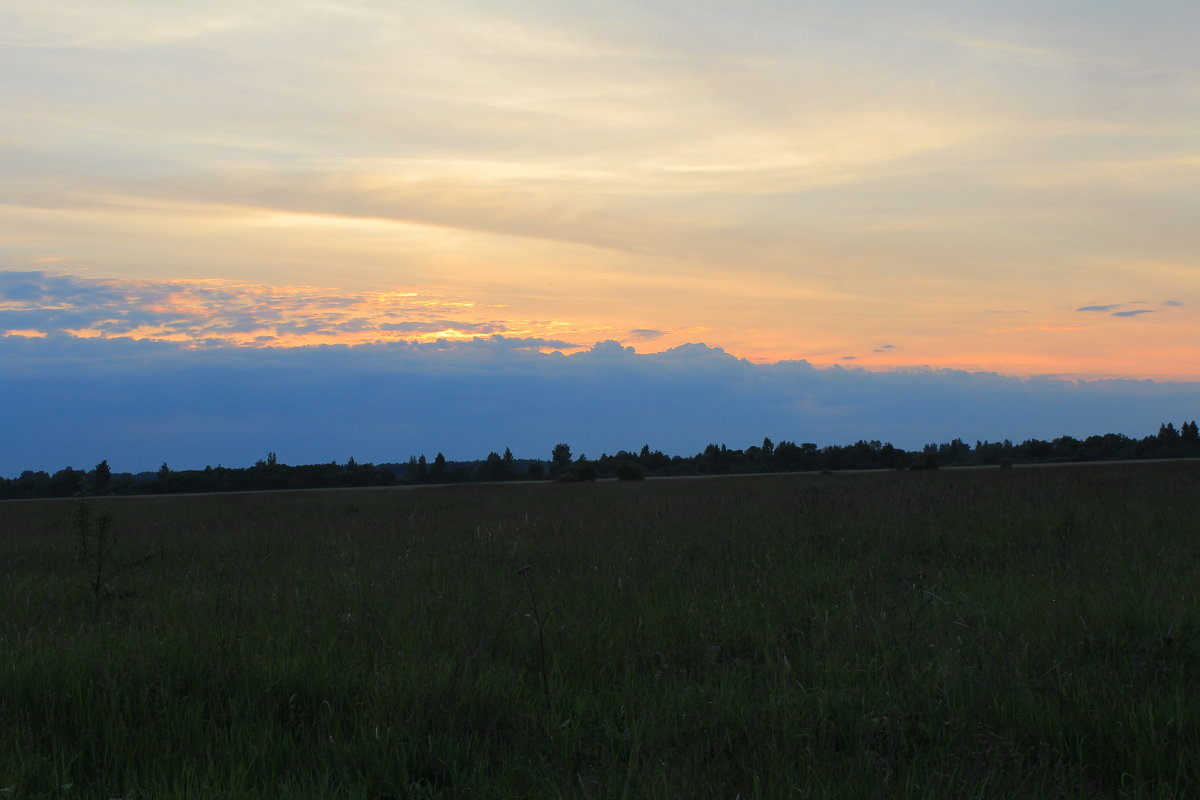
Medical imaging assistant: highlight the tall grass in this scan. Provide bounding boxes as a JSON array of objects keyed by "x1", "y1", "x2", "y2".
[{"x1": 1, "y1": 461, "x2": 1198, "y2": 798}]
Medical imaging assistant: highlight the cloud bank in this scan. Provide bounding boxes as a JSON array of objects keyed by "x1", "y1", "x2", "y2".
[{"x1": 3, "y1": 334, "x2": 1195, "y2": 477}]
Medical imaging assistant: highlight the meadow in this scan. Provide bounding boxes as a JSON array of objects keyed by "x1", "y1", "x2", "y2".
[{"x1": 1, "y1": 461, "x2": 1198, "y2": 798}]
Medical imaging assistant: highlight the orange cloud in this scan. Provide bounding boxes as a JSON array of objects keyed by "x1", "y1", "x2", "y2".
[
  {"x1": 3, "y1": 270, "x2": 1196, "y2": 381},
  {"x1": 0, "y1": 272, "x2": 600, "y2": 352}
]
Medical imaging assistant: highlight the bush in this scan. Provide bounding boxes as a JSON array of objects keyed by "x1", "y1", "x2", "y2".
[
  {"x1": 576, "y1": 462, "x2": 598, "y2": 482},
  {"x1": 616, "y1": 461, "x2": 644, "y2": 481}
]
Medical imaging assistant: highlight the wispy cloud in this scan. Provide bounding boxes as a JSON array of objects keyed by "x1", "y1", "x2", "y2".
[
  {"x1": 1077, "y1": 301, "x2": 1173, "y2": 318},
  {"x1": 628, "y1": 328, "x2": 666, "y2": 341},
  {"x1": 2, "y1": 3, "x2": 1198, "y2": 384}
]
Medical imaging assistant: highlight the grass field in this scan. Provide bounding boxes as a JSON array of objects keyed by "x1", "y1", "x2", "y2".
[{"x1": 2, "y1": 461, "x2": 1198, "y2": 798}]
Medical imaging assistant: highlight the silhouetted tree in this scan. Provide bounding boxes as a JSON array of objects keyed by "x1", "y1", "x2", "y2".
[
  {"x1": 480, "y1": 451, "x2": 504, "y2": 481},
  {"x1": 14, "y1": 470, "x2": 50, "y2": 498},
  {"x1": 773, "y1": 441, "x2": 804, "y2": 467},
  {"x1": 938, "y1": 438, "x2": 971, "y2": 465},
  {"x1": 1182, "y1": 421, "x2": 1199, "y2": 446},
  {"x1": 576, "y1": 457, "x2": 597, "y2": 482},
  {"x1": 91, "y1": 459, "x2": 112, "y2": 495},
  {"x1": 5, "y1": 418, "x2": 1197, "y2": 501},
  {"x1": 551, "y1": 443, "x2": 572, "y2": 474},
  {"x1": 49, "y1": 467, "x2": 84, "y2": 497},
  {"x1": 430, "y1": 452, "x2": 447, "y2": 482},
  {"x1": 405, "y1": 455, "x2": 424, "y2": 483}
]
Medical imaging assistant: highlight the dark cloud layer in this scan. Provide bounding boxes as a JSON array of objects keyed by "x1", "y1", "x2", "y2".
[{"x1": 3, "y1": 334, "x2": 1195, "y2": 476}]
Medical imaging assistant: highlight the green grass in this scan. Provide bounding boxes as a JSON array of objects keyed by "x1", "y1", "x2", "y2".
[{"x1": 2, "y1": 462, "x2": 1199, "y2": 798}]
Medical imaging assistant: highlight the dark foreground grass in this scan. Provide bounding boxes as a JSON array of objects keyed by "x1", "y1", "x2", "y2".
[{"x1": 2, "y1": 462, "x2": 1199, "y2": 798}]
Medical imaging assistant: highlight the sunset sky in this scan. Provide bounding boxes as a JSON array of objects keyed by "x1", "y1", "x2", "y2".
[{"x1": 2, "y1": 1, "x2": 1197, "y2": 473}]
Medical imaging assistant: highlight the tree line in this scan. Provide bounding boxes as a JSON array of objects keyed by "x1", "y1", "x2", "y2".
[{"x1": 2, "y1": 421, "x2": 1197, "y2": 500}]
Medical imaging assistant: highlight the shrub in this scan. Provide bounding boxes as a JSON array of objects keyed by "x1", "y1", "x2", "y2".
[{"x1": 616, "y1": 461, "x2": 644, "y2": 481}]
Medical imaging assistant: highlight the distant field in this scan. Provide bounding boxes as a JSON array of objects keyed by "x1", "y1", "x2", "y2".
[{"x1": 2, "y1": 461, "x2": 1198, "y2": 798}]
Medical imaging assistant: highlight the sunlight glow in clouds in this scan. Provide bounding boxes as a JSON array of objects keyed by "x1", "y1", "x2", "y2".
[
  {"x1": 1, "y1": 270, "x2": 1194, "y2": 381},
  {"x1": 1, "y1": 0, "x2": 1198, "y2": 383},
  {"x1": 0, "y1": 271, "x2": 604, "y2": 350}
]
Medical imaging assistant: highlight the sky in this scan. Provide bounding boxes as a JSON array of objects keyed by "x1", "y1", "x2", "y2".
[{"x1": 2, "y1": 1, "x2": 1197, "y2": 475}]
